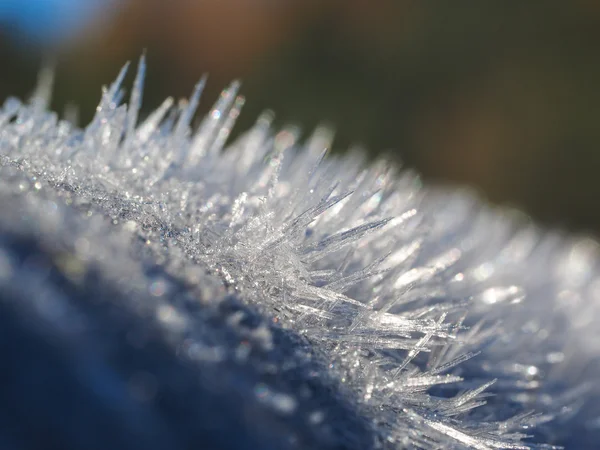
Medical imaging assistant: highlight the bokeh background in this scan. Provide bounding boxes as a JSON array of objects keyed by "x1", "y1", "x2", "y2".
[{"x1": 1, "y1": 0, "x2": 600, "y2": 234}]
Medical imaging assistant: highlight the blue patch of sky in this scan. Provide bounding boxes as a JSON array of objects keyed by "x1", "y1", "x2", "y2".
[{"x1": 0, "y1": 0, "x2": 112, "y2": 42}]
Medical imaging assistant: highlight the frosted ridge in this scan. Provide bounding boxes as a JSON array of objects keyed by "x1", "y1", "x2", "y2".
[{"x1": 1, "y1": 55, "x2": 598, "y2": 448}]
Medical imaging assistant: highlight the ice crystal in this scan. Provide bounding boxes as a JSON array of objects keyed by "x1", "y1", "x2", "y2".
[{"x1": 0, "y1": 55, "x2": 598, "y2": 448}]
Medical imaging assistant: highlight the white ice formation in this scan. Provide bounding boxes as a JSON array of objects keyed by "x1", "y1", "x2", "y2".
[{"x1": 1, "y1": 55, "x2": 598, "y2": 449}]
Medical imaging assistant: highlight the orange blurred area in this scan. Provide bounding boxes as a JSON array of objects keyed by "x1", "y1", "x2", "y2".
[{"x1": 2, "y1": 0, "x2": 600, "y2": 234}]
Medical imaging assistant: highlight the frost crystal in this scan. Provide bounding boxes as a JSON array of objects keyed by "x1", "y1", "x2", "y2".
[{"x1": 0, "y1": 56, "x2": 598, "y2": 448}]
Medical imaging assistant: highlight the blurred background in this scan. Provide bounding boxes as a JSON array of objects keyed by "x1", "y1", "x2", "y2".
[{"x1": 1, "y1": 0, "x2": 600, "y2": 234}]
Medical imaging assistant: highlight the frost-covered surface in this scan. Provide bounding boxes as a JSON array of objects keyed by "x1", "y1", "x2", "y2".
[
  {"x1": 0, "y1": 56, "x2": 599, "y2": 448},
  {"x1": 0, "y1": 184, "x2": 375, "y2": 450}
]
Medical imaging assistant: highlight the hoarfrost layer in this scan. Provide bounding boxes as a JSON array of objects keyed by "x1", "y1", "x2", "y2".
[{"x1": 1, "y1": 56, "x2": 598, "y2": 449}]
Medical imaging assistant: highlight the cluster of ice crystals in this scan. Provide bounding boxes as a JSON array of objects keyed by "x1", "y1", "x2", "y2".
[{"x1": 1, "y1": 55, "x2": 598, "y2": 448}]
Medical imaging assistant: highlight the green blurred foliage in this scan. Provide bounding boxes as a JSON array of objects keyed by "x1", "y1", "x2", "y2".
[{"x1": 1, "y1": 0, "x2": 600, "y2": 233}]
